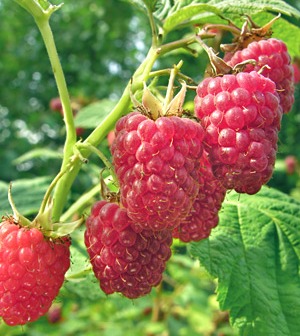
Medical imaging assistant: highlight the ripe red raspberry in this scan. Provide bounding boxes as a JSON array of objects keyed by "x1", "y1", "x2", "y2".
[
  {"x1": 226, "y1": 38, "x2": 294, "y2": 113},
  {"x1": 173, "y1": 151, "x2": 226, "y2": 242},
  {"x1": 285, "y1": 155, "x2": 297, "y2": 175},
  {"x1": 84, "y1": 200, "x2": 173, "y2": 299},
  {"x1": 111, "y1": 112, "x2": 205, "y2": 231},
  {"x1": 0, "y1": 218, "x2": 70, "y2": 326},
  {"x1": 194, "y1": 71, "x2": 282, "y2": 194},
  {"x1": 293, "y1": 63, "x2": 300, "y2": 84}
]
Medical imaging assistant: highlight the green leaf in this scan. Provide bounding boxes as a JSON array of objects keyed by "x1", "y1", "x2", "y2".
[
  {"x1": 189, "y1": 187, "x2": 300, "y2": 336},
  {"x1": 64, "y1": 231, "x2": 106, "y2": 300},
  {"x1": 121, "y1": 0, "x2": 147, "y2": 13},
  {"x1": 12, "y1": 148, "x2": 62, "y2": 165},
  {"x1": 251, "y1": 12, "x2": 300, "y2": 58},
  {"x1": 207, "y1": 0, "x2": 300, "y2": 18},
  {"x1": 0, "y1": 177, "x2": 51, "y2": 216},
  {"x1": 142, "y1": 0, "x2": 159, "y2": 11},
  {"x1": 162, "y1": 0, "x2": 300, "y2": 34},
  {"x1": 74, "y1": 99, "x2": 117, "y2": 129},
  {"x1": 163, "y1": 4, "x2": 222, "y2": 33}
]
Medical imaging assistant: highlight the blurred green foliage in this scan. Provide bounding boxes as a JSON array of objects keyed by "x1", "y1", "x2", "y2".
[{"x1": 0, "y1": 0, "x2": 146, "y2": 182}]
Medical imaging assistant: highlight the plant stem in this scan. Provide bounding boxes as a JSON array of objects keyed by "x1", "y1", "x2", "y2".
[
  {"x1": 76, "y1": 141, "x2": 119, "y2": 186},
  {"x1": 60, "y1": 174, "x2": 116, "y2": 222},
  {"x1": 149, "y1": 69, "x2": 197, "y2": 85},
  {"x1": 60, "y1": 184, "x2": 100, "y2": 222},
  {"x1": 35, "y1": 21, "x2": 75, "y2": 146},
  {"x1": 162, "y1": 61, "x2": 183, "y2": 112},
  {"x1": 33, "y1": 17, "x2": 77, "y2": 222},
  {"x1": 38, "y1": 166, "x2": 68, "y2": 215},
  {"x1": 86, "y1": 47, "x2": 159, "y2": 148},
  {"x1": 151, "y1": 283, "x2": 163, "y2": 322},
  {"x1": 145, "y1": 4, "x2": 159, "y2": 48},
  {"x1": 158, "y1": 35, "x2": 197, "y2": 56}
]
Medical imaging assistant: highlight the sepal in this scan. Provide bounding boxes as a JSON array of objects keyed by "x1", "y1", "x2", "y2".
[
  {"x1": 32, "y1": 198, "x2": 84, "y2": 238},
  {"x1": 142, "y1": 82, "x2": 163, "y2": 119},
  {"x1": 51, "y1": 217, "x2": 84, "y2": 239},
  {"x1": 8, "y1": 183, "x2": 32, "y2": 228},
  {"x1": 165, "y1": 81, "x2": 187, "y2": 116}
]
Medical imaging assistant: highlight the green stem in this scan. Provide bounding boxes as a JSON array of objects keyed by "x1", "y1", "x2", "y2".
[
  {"x1": 158, "y1": 35, "x2": 197, "y2": 56},
  {"x1": 151, "y1": 282, "x2": 163, "y2": 323},
  {"x1": 149, "y1": 69, "x2": 196, "y2": 85},
  {"x1": 162, "y1": 60, "x2": 183, "y2": 112},
  {"x1": 66, "y1": 266, "x2": 92, "y2": 280},
  {"x1": 60, "y1": 174, "x2": 116, "y2": 222},
  {"x1": 38, "y1": 166, "x2": 68, "y2": 215},
  {"x1": 32, "y1": 17, "x2": 77, "y2": 222},
  {"x1": 60, "y1": 184, "x2": 100, "y2": 222},
  {"x1": 36, "y1": 19, "x2": 76, "y2": 157},
  {"x1": 85, "y1": 47, "x2": 158, "y2": 148},
  {"x1": 76, "y1": 141, "x2": 119, "y2": 186},
  {"x1": 145, "y1": 4, "x2": 159, "y2": 48}
]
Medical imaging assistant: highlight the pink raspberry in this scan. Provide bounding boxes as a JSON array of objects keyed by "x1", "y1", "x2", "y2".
[
  {"x1": 0, "y1": 219, "x2": 71, "y2": 326},
  {"x1": 111, "y1": 112, "x2": 205, "y2": 231},
  {"x1": 293, "y1": 63, "x2": 300, "y2": 84},
  {"x1": 84, "y1": 201, "x2": 173, "y2": 299},
  {"x1": 226, "y1": 38, "x2": 294, "y2": 113},
  {"x1": 173, "y1": 151, "x2": 226, "y2": 242},
  {"x1": 285, "y1": 155, "x2": 297, "y2": 175},
  {"x1": 194, "y1": 71, "x2": 282, "y2": 194}
]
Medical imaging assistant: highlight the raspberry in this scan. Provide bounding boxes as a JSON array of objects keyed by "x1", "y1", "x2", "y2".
[
  {"x1": 0, "y1": 219, "x2": 70, "y2": 326},
  {"x1": 226, "y1": 38, "x2": 294, "y2": 113},
  {"x1": 293, "y1": 62, "x2": 300, "y2": 84},
  {"x1": 173, "y1": 151, "x2": 226, "y2": 242},
  {"x1": 194, "y1": 71, "x2": 282, "y2": 194},
  {"x1": 84, "y1": 200, "x2": 173, "y2": 299},
  {"x1": 285, "y1": 155, "x2": 297, "y2": 175},
  {"x1": 111, "y1": 112, "x2": 205, "y2": 231}
]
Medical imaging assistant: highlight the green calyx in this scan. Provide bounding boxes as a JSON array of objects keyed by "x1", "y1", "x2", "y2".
[
  {"x1": 135, "y1": 61, "x2": 187, "y2": 119},
  {"x1": 8, "y1": 182, "x2": 83, "y2": 238}
]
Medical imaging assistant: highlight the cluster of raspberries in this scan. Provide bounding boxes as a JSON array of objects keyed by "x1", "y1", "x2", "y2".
[
  {"x1": 0, "y1": 19, "x2": 294, "y2": 328},
  {"x1": 195, "y1": 38, "x2": 294, "y2": 194},
  {"x1": 85, "y1": 114, "x2": 213, "y2": 299},
  {"x1": 85, "y1": 37, "x2": 294, "y2": 299},
  {"x1": 0, "y1": 35, "x2": 293, "y2": 327}
]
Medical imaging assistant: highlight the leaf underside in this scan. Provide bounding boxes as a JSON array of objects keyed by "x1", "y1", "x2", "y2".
[{"x1": 189, "y1": 187, "x2": 300, "y2": 336}]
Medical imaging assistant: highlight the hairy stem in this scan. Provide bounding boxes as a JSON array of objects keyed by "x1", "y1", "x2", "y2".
[
  {"x1": 158, "y1": 35, "x2": 197, "y2": 56},
  {"x1": 146, "y1": 4, "x2": 159, "y2": 48},
  {"x1": 33, "y1": 17, "x2": 77, "y2": 222}
]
